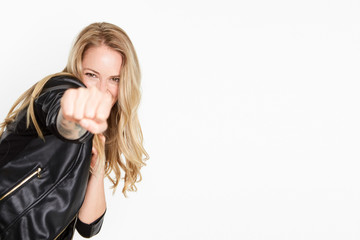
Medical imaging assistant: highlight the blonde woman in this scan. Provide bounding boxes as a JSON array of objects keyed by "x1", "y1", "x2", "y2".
[{"x1": 0, "y1": 22, "x2": 148, "y2": 239}]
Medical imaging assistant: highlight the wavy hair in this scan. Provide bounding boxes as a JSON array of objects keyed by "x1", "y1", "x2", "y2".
[{"x1": 0, "y1": 22, "x2": 149, "y2": 196}]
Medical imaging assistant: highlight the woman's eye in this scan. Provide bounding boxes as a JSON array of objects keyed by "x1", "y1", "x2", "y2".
[
  {"x1": 85, "y1": 73, "x2": 97, "y2": 78},
  {"x1": 112, "y1": 77, "x2": 120, "y2": 83}
]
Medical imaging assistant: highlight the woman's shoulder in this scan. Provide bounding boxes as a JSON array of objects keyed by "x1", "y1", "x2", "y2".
[{"x1": 42, "y1": 74, "x2": 86, "y2": 93}]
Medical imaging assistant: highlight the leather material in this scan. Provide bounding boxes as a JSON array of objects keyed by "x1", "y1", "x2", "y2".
[
  {"x1": 75, "y1": 210, "x2": 106, "y2": 238},
  {"x1": 0, "y1": 75, "x2": 93, "y2": 239}
]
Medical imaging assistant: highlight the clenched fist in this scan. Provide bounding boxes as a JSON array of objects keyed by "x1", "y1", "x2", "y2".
[{"x1": 58, "y1": 86, "x2": 114, "y2": 138}]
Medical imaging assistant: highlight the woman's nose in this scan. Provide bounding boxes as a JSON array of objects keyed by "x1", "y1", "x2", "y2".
[{"x1": 96, "y1": 79, "x2": 108, "y2": 93}]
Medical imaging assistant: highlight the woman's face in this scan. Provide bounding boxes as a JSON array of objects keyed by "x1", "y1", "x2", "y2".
[{"x1": 81, "y1": 45, "x2": 122, "y2": 106}]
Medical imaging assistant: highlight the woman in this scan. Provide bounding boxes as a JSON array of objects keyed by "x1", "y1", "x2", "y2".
[{"x1": 0, "y1": 22, "x2": 148, "y2": 239}]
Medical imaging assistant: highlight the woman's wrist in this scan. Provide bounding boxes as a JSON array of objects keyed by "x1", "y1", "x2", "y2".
[
  {"x1": 56, "y1": 108, "x2": 87, "y2": 140},
  {"x1": 90, "y1": 163, "x2": 105, "y2": 179}
]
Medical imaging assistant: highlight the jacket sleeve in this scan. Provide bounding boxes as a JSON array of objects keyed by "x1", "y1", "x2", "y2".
[
  {"x1": 75, "y1": 210, "x2": 106, "y2": 238},
  {"x1": 33, "y1": 75, "x2": 93, "y2": 143}
]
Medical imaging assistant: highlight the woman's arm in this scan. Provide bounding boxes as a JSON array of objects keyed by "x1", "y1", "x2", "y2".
[
  {"x1": 78, "y1": 135, "x2": 107, "y2": 223},
  {"x1": 75, "y1": 140, "x2": 107, "y2": 237},
  {"x1": 78, "y1": 169, "x2": 106, "y2": 223}
]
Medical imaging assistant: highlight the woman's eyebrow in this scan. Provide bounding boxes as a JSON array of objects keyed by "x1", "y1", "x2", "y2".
[
  {"x1": 84, "y1": 68, "x2": 120, "y2": 77},
  {"x1": 84, "y1": 68, "x2": 100, "y2": 75},
  {"x1": 110, "y1": 74, "x2": 120, "y2": 78}
]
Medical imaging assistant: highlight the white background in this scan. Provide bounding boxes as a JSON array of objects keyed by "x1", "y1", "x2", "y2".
[{"x1": 1, "y1": 0, "x2": 360, "y2": 239}]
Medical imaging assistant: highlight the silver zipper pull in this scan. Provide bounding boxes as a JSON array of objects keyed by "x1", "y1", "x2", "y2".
[{"x1": 37, "y1": 168, "x2": 42, "y2": 178}]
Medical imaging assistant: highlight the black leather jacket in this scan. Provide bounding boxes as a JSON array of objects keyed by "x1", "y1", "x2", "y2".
[{"x1": 0, "y1": 75, "x2": 105, "y2": 239}]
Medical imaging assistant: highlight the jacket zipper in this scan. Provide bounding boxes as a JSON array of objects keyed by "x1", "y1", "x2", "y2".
[
  {"x1": 0, "y1": 168, "x2": 42, "y2": 201},
  {"x1": 53, "y1": 215, "x2": 77, "y2": 240}
]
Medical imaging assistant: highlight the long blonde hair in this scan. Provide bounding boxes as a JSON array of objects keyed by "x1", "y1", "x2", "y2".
[{"x1": 0, "y1": 22, "x2": 149, "y2": 196}]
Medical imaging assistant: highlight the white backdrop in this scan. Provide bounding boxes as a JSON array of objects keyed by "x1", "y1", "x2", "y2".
[{"x1": 1, "y1": 1, "x2": 360, "y2": 239}]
